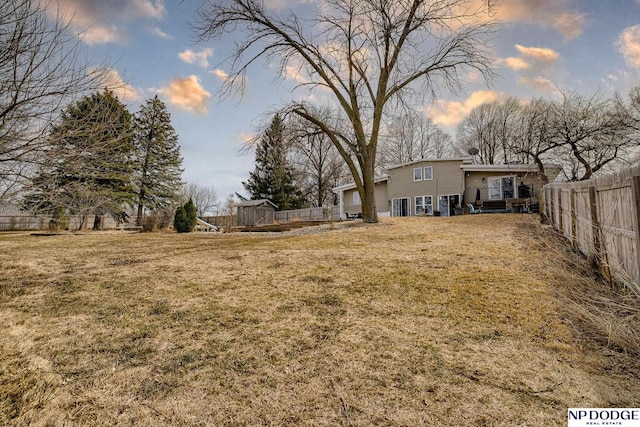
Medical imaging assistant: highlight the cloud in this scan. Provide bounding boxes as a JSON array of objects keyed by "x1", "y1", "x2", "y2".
[
  {"x1": 47, "y1": 0, "x2": 166, "y2": 45},
  {"x1": 179, "y1": 49, "x2": 214, "y2": 69},
  {"x1": 98, "y1": 68, "x2": 140, "y2": 102},
  {"x1": 517, "y1": 76, "x2": 559, "y2": 94},
  {"x1": 485, "y1": 0, "x2": 585, "y2": 40},
  {"x1": 617, "y1": 25, "x2": 640, "y2": 68},
  {"x1": 429, "y1": 91, "x2": 504, "y2": 127},
  {"x1": 501, "y1": 57, "x2": 530, "y2": 71},
  {"x1": 149, "y1": 26, "x2": 173, "y2": 40},
  {"x1": 514, "y1": 45, "x2": 560, "y2": 63},
  {"x1": 159, "y1": 76, "x2": 211, "y2": 115},
  {"x1": 211, "y1": 69, "x2": 229, "y2": 82}
]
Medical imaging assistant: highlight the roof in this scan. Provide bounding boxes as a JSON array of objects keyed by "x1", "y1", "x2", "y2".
[
  {"x1": 460, "y1": 163, "x2": 562, "y2": 173},
  {"x1": 235, "y1": 199, "x2": 278, "y2": 208},
  {"x1": 386, "y1": 157, "x2": 474, "y2": 170},
  {"x1": 332, "y1": 175, "x2": 388, "y2": 192}
]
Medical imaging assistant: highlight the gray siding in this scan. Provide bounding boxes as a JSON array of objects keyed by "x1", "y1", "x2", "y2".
[{"x1": 388, "y1": 159, "x2": 466, "y2": 215}]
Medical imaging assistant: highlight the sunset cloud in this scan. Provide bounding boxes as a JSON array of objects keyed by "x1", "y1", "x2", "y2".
[
  {"x1": 430, "y1": 91, "x2": 504, "y2": 127},
  {"x1": 211, "y1": 69, "x2": 229, "y2": 82},
  {"x1": 179, "y1": 49, "x2": 214, "y2": 69},
  {"x1": 46, "y1": 0, "x2": 165, "y2": 45},
  {"x1": 486, "y1": 0, "x2": 585, "y2": 40},
  {"x1": 517, "y1": 76, "x2": 559, "y2": 94},
  {"x1": 98, "y1": 68, "x2": 140, "y2": 102},
  {"x1": 501, "y1": 57, "x2": 530, "y2": 71},
  {"x1": 617, "y1": 25, "x2": 640, "y2": 68},
  {"x1": 514, "y1": 45, "x2": 560, "y2": 63},
  {"x1": 159, "y1": 76, "x2": 211, "y2": 115}
]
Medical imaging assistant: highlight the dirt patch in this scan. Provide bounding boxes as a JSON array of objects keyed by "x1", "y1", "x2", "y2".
[{"x1": 1, "y1": 215, "x2": 638, "y2": 426}]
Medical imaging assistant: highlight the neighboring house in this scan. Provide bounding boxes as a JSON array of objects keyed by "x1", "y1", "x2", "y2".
[{"x1": 332, "y1": 158, "x2": 561, "y2": 218}]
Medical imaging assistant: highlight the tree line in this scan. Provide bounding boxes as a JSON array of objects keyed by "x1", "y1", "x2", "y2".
[{"x1": 454, "y1": 90, "x2": 640, "y2": 183}]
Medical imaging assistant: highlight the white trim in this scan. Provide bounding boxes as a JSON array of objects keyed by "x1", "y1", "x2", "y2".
[
  {"x1": 413, "y1": 167, "x2": 422, "y2": 181},
  {"x1": 423, "y1": 166, "x2": 433, "y2": 181}
]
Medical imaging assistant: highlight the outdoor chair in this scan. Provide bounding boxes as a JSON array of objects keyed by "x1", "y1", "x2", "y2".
[{"x1": 467, "y1": 203, "x2": 482, "y2": 214}]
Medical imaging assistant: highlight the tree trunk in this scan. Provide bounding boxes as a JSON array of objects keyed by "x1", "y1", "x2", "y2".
[
  {"x1": 93, "y1": 215, "x2": 103, "y2": 230},
  {"x1": 136, "y1": 203, "x2": 144, "y2": 227},
  {"x1": 360, "y1": 161, "x2": 378, "y2": 223}
]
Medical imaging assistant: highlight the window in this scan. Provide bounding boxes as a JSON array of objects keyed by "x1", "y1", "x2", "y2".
[
  {"x1": 392, "y1": 198, "x2": 410, "y2": 216},
  {"x1": 413, "y1": 167, "x2": 422, "y2": 181},
  {"x1": 352, "y1": 191, "x2": 361, "y2": 205},
  {"x1": 415, "y1": 196, "x2": 433, "y2": 215},
  {"x1": 423, "y1": 166, "x2": 433, "y2": 180},
  {"x1": 488, "y1": 176, "x2": 516, "y2": 200}
]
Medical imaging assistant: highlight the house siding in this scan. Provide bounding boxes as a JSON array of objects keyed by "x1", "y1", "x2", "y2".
[
  {"x1": 342, "y1": 181, "x2": 389, "y2": 217},
  {"x1": 463, "y1": 171, "x2": 548, "y2": 206},
  {"x1": 387, "y1": 159, "x2": 467, "y2": 215}
]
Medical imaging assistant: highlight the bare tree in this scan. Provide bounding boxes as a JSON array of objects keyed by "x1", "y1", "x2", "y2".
[
  {"x1": 548, "y1": 90, "x2": 634, "y2": 181},
  {"x1": 287, "y1": 114, "x2": 347, "y2": 207},
  {"x1": 193, "y1": 0, "x2": 496, "y2": 223},
  {"x1": 181, "y1": 183, "x2": 219, "y2": 217},
  {"x1": 0, "y1": 0, "x2": 110, "y2": 200},
  {"x1": 379, "y1": 109, "x2": 454, "y2": 170}
]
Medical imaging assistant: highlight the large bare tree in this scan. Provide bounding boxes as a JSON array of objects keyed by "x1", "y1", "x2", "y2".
[
  {"x1": 193, "y1": 0, "x2": 496, "y2": 222},
  {"x1": 0, "y1": 0, "x2": 110, "y2": 201}
]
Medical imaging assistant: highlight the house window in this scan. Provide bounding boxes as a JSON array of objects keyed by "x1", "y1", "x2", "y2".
[
  {"x1": 392, "y1": 198, "x2": 410, "y2": 216},
  {"x1": 352, "y1": 191, "x2": 361, "y2": 205},
  {"x1": 413, "y1": 167, "x2": 422, "y2": 181},
  {"x1": 423, "y1": 166, "x2": 433, "y2": 180},
  {"x1": 415, "y1": 196, "x2": 433, "y2": 215},
  {"x1": 488, "y1": 176, "x2": 516, "y2": 200}
]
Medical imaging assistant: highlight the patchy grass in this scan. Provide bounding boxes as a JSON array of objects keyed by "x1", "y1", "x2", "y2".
[{"x1": 1, "y1": 215, "x2": 638, "y2": 426}]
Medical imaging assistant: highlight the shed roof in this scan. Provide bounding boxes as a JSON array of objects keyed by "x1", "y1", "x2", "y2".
[{"x1": 236, "y1": 199, "x2": 278, "y2": 208}]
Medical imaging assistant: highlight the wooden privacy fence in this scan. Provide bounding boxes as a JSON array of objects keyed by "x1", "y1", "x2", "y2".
[
  {"x1": 274, "y1": 206, "x2": 341, "y2": 223},
  {"x1": 542, "y1": 165, "x2": 640, "y2": 292},
  {"x1": 0, "y1": 215, "x2": 125, "y2": 231}
]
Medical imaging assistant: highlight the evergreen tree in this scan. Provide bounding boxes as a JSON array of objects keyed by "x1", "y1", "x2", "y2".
[
  {"x1": 184, "y1": 197, "x2": 197, "y2": 231},
  {"x1": 243, "y1": 114, "x2": 306, "y2": 210},
  {"x1": 25, "y1": 90, "x2": 135, "y2": 229},
  {"x1": 133, "y1": 96, "x2": 184, "y2": 226},
  {"x1": 173, "y1": 205, "x2": 189, "y2": 233}
]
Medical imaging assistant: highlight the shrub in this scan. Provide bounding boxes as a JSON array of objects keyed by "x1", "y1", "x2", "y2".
[
  {"x1": 184, "y1": 198, "x2": 197, "y2": 232},
  {"x1": 49, "y1": 206, "x2": 68, "y2": 231},
  {"x1": 174, "y1": 206, "x2": 190, "y2": 233}
]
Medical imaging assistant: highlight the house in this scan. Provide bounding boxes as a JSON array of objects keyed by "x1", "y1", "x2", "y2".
[
  {"x1": 236, "y1": 199, "x2": 277, "y2": 226},
  {"x1": 332, "y1": 158, "x2": 561, "y2": 218}
]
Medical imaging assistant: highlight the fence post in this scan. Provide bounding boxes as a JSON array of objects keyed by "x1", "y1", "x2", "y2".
[
  {"x1": 632, "y1": 175, "x2": 640, "y2": 284},
  {"x1": 588, "y1": 186, "x2": 601, "y2": 257},
  {"x1": 558, "y1": 189, "x2": 563, "y2": 234},
  {"x1": 570, "y1": 188, "x2": 577, "y2": 248}
]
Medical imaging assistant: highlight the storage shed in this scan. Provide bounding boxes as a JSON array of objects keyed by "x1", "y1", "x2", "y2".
[{"x1": 236, "y1": 199, "x2": 277, "y2": 227}]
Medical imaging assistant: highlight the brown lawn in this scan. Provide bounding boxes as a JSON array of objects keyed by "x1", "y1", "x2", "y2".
[{"x1": 0, "y1": 215, "x2": 638, "y2": 426}]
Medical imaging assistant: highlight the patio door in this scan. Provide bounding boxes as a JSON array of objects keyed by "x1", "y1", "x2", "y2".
[
  {"x1": 392, "y1": 198, "x2": 410, "y2": 216},
  {"x1": 437, "y1": 194, "x2": 460, "y2": 216}
]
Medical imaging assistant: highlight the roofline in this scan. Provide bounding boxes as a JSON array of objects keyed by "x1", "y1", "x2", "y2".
[
  {"x1": 332, "y1": 175, "x2": 388, "y2": 192},
  {"x1": 236, "y1": 199, "x2": 278, "y2": 208},
  {"x1": 460, "y1": 163, "x2": 562, "y2": 173},
  {"x1": 386, "y1": 157, "x2": 473, "y2": 170}
]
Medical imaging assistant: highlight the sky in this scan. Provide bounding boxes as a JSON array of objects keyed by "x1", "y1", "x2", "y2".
[{"x1": 46, "y1": 0, "x2": 640, "y2": 200}]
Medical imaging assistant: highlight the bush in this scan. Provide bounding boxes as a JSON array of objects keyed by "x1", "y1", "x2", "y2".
[
  {"x1": 174, "y1": 206, "x2": 190, "y2": 233},
  {"x1": 184, "y1": 198, "x2": 197, "y2": 231},
  {"x1": 49, "y1": 206, "x2": 68, "y2": 231}
]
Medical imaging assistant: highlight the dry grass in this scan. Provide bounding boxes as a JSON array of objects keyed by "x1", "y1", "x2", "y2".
[{"x1": 1, "y1": 215, "x2": 639, "y2": 426}]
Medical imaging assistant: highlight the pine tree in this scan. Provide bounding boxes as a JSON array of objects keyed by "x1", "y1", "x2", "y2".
[
  {"x1": 184, "y1": 197, "x2": 197, "y2": 231},
  {"x1": 25, "y1": 90, "x2": 135, "y2": 229},
  {"x1": 242, "y1": 114, "x2": 306, "y2": 210},
  {"x1": 133, "y1": 96, "x2": 184, "y2": 226},
  {"x1": 173, "y1": 205, "x2": 189, "y2": 233}
]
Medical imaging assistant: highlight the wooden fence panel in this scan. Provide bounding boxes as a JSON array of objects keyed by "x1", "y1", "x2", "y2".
[{"x1": 542, "y1": 165, "x2": 640, "y2": 292}]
